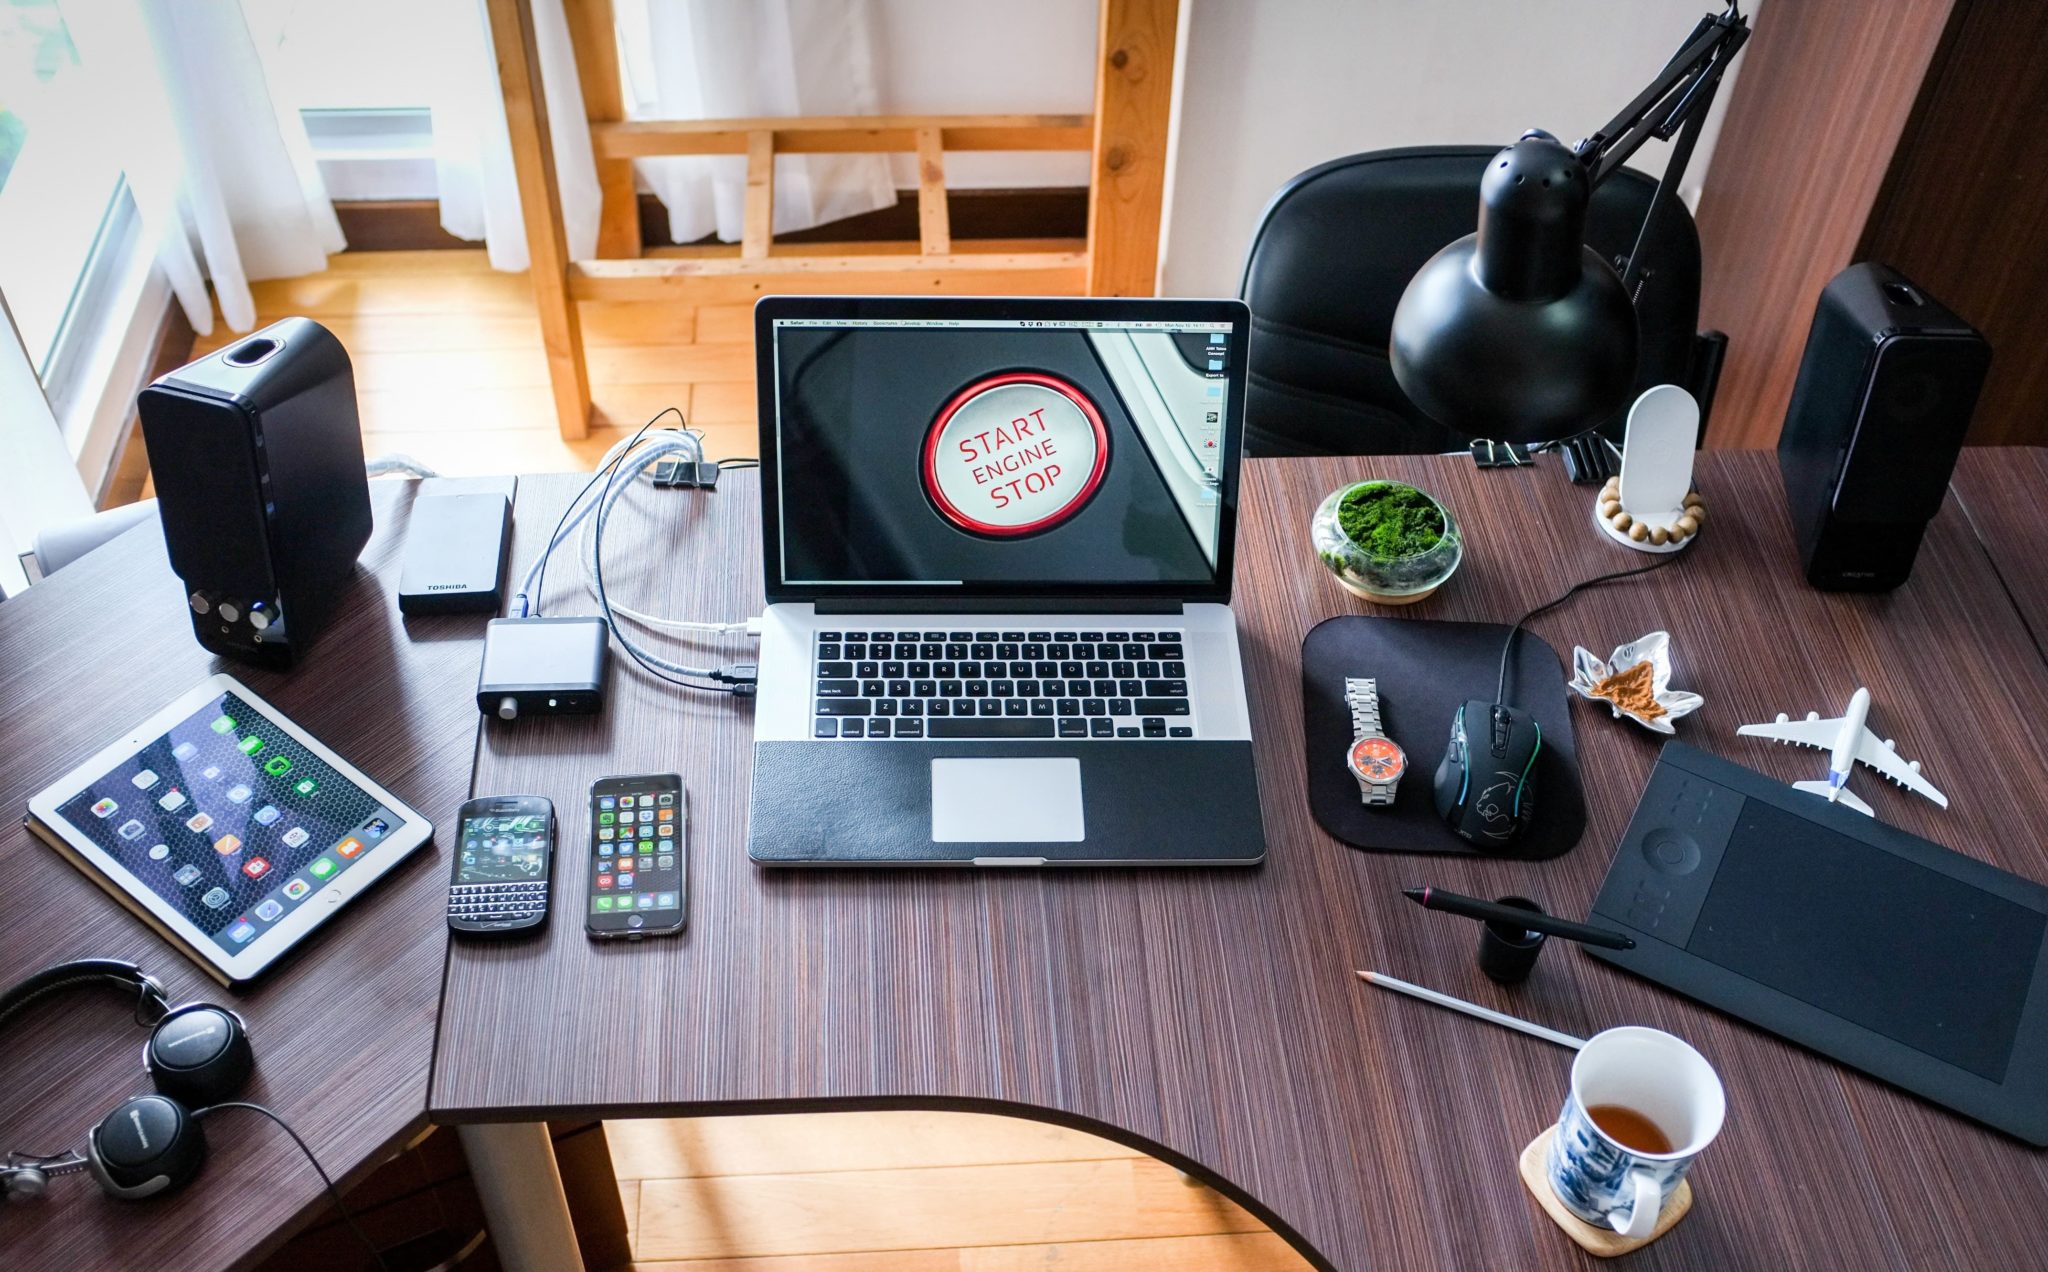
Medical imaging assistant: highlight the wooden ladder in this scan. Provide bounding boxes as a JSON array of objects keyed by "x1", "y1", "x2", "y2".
[{"x1": 486, "y1": 0, "x2": 1179, "y2": 440}]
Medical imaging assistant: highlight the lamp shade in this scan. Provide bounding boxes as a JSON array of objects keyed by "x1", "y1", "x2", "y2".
[{"x1": 1390, "y1": 132, "x2": 1638, "y2": 443}]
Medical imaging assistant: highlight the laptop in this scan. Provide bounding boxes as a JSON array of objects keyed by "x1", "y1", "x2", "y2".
[{"x1": 746, "y1": 296, "x2": 1265, "y2": 867}]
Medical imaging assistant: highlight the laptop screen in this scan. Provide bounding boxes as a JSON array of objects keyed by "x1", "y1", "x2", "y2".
[{"x1": 757, "y1": 298, "x2": 1247, "y2": 603}]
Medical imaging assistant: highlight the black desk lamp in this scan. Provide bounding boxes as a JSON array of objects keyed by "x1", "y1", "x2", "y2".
[{"x1": 1390, "y1": 3, "x2": 1751, "y2": 444}]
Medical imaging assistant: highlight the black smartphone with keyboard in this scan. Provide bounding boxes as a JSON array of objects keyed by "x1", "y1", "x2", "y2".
[
  {"x1": 585, "y1": 773, "x2": 685, "y2": 939},
  {"x1": 447, "y1": 795, "x2": 554, "y2": 936}
]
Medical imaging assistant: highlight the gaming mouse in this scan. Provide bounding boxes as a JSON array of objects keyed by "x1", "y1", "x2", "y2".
[{"x1": 1433, "y1": 700, "x2": 1542, "y2": 848}]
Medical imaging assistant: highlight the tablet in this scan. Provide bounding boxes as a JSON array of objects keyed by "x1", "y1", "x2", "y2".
[
  {"x1": 1590, "y1": 742, "x2": 2048, "y2": 1145},
  {"x1": 24, "y1": 673, "x2": 432, "y2": 986}
]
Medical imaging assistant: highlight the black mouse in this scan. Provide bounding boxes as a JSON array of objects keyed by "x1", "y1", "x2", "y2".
[{"x1": 1433, "y1": 699, "x2": 1542, "y2": 848}]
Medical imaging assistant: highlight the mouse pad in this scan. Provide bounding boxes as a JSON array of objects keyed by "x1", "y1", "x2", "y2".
[{"x1": 1302, "y1": 616, "x2": 1586, "y2": 858}]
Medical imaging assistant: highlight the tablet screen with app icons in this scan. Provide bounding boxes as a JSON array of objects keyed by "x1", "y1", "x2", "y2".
[{"x1": 26, "y1": 673, "x2": 430, "y2": 983}]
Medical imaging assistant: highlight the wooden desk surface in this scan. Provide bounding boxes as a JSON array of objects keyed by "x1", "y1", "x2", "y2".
[
  {"x1": 1954, "y1": 447, "x2": 2048, "y2": 644},
  {"x1": 0, "y1": 483, "x2": 483, "y2": 1271},
  {"x1": 434, "y1": 453, "x2": 2048, "y2": 1271}
]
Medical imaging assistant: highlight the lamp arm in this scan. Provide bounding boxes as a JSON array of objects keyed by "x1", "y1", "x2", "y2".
[
  {"x1": 1574, "y1": 2, "x2": 1751, "y2": 292},
  {"x1": 1576, "y1": 4, "x2": 1750, "y2": 189}
]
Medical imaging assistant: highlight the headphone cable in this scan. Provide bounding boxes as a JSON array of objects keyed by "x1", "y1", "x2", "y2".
[{"x1": 195, "y1": 1102, "x2": 389, "y2": 1271}]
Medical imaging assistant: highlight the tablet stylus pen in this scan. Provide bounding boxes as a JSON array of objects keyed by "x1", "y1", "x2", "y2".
[
  {"x1": 1403, "y1": 886, "x2": 1636, "y2": 950},
  {"x1": 1356, "y1": 971, "x2": 1587, "y2": 1050}
]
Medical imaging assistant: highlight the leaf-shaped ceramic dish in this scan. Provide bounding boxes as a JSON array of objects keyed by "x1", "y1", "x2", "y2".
[{"x1": 1568, "y1": 630, "x2": 1703, "y2": 735}]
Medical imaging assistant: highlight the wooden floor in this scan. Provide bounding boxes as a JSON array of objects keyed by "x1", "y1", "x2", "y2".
[
  {"x1": 180, "y1": 249, "x2": 766, "y2": 484},
  {"x1": 607, "y1": 1111, "x2": 1307, "y2": 1271},
  {"x1": 151, "y1": 248, "x2": 1305, "y2": 1269}
]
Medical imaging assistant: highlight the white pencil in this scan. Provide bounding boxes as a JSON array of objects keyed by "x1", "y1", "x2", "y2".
[{"x1": 1357, "y1": 970, "x2": 1588, "y2": 1050}]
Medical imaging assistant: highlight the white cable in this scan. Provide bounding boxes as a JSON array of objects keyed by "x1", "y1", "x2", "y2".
[
  {"x1": 575, "y1": 431, "x2": 759, "y2": 639},
  {"x1": 511, "y1": 428, "x2": 693, "y2": 616},
  {"x1": 509, "y1": 425, "x2": 761, "y2": 648},
  {"x1": 589, "y1": 445, "x2": 725, "y2": 680},
  {"x1": 365, "y1": 454, "x2": 439, "y2": 479}
]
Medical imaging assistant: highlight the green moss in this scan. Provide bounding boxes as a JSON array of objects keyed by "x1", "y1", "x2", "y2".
[{"x1": 1337, "y1": 483, "x2": 1445, "y2": 560}]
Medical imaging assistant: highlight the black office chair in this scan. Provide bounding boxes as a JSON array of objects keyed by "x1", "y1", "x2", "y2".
[{"x1": 1237, "y1": 146, "x2": 1726, "y2": 456}]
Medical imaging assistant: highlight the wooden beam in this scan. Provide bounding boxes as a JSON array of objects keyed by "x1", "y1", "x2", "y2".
[
  {"x1": 1086, "y1": 0, "x2": 1179, "y2": 297},
  {"x1": 563, "y1": 0, "x2": 639, "y2": 258},
  {"x1": 485, "y1": 0, "x2": 590, "y2": 440},
  {"x1": 914, "y1": 126, "x2": 951, "y2": 256},
  {"x1": 640, "y1": 236, "x2": 1086, "y2": 260},
  {"x1": 569, "y1": 249, "x2": 1089, "y2": 305},
  {"x1": 741, "y1": 130, "x2": 774, "y2": 260},
  {"x1": 592, "y1": 114, "x2": 1094, "y2": 159}
]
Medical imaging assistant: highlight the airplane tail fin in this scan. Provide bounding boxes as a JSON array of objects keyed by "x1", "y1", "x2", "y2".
[{"x1": 1794, "y1": 779, "x2": 1873, "y2": 816}]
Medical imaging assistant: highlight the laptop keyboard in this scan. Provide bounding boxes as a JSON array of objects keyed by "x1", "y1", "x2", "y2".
[{"x1": 812, "y1": 629, "x2": 1194, "y2": 741}]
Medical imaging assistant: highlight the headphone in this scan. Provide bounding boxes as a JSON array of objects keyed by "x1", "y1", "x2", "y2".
[{"x1": 0, "y1": 959, "x2": 253, "y2": 1203}]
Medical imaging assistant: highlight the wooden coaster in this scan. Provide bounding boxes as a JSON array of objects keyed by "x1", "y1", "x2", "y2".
[{"x1": 1518, "y1": 1126, "x2": 1692, "y2": 1257}]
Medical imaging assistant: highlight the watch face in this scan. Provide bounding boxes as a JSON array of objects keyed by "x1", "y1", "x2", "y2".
[{"x1": 1348, "y1": 736, "x2": 1407, "y2": 783}]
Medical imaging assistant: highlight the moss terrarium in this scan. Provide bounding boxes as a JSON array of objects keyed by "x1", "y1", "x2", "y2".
[{"x1": 1311, "y1": 480, "x2": 1462, "y2": 604}]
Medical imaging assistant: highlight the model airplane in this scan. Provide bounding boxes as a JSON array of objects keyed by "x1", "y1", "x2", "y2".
[{"x1": 1736, "y1": 686, "x2": 1947, "y2": 816}]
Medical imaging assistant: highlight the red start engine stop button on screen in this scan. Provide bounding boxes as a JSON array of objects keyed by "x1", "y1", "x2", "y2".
[{"x1": 922, "y1": 372, "x2": 1110, "y2": 537}]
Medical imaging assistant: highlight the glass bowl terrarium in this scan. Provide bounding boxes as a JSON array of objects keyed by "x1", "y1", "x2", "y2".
[{"x1": 1311, "y1": 479, "x2": 1462, "y2": 604}]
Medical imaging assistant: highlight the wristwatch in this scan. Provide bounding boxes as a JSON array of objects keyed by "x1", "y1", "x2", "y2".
[{"x1": 1344, "y1": 677, "x2": 1407, "y2": 806}]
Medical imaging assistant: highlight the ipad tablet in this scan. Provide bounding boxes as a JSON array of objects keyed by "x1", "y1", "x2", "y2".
[{"x1": 24, "y1": 673, "x2": 432, "y2": 986}]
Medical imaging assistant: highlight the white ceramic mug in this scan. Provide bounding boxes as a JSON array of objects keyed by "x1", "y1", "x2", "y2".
[{"x1": 1545, "y1": 1026, "x2": 1725, "y2": 1239}]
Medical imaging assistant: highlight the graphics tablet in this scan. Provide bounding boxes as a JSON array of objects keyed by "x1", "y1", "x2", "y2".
[
  {"x1": 1589, "y1": 742, "x2": 2048, "y2": 1145},
  {"x1": 24, "y1": 673, "x2": 432, "y2": 986}
]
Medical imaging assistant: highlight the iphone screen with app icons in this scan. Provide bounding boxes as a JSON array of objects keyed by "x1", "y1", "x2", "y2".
[{"x1": 586, "y1": 773, "x2": 685, "y2": 938}]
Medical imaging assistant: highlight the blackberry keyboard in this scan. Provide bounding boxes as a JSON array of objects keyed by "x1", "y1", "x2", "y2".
[
  {"x1": 448, "y1": 880, "x2": 547, "y2": 924},
  {"x1": 813, "y1": 628, "x2": 1194, "y2": 741}
]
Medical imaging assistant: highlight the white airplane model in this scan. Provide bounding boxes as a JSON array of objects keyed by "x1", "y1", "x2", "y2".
[{"x1": 1736, "y1": 686, "x2": 1948, "y2": 816}]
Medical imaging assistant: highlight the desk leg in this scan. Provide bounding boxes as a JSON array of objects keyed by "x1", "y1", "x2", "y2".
[{"x1": 459, "y1": 1122, "x2": 586, "y2": 1271}]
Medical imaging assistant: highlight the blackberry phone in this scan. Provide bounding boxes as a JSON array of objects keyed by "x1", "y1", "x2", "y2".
[
  {"x1": 586, "y1": 773, "x2": 685, "y2": 939},
  {"x1": 448, "y1": 795, "x2": 554, "y2": 936}
]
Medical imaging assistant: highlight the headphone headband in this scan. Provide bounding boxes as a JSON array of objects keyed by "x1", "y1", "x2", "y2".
[{"x1": 0, "y1": 959, "x2": 170, "y2": 1035}]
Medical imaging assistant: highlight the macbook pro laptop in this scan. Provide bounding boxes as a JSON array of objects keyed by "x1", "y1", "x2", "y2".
[{"x1": 746, "y1": 296, "x2": 1264, "y2": 866}]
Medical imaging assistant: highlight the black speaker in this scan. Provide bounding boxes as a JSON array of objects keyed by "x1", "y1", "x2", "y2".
[
  {"x1": 1777, "y1": 263, "x2": 1990, "y2": 592},
  {"x1": 138, "y1": 317, "x2": 371, "y2": 664}
]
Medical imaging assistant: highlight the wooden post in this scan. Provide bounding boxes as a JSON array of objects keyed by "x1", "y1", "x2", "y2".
[
  {"x1": 486, "y1": 0, "x2": 592, "y2": 440},
  {"x1": 741, "y1": 130, "x2": 776, "y2": 260},
  {"x1": 564, "y1": 0, "x2": 640, "y2": 258},
  {"x1": 1085, "y1": 0, "x2": 1178, "y2": 296},
  {"x1": 914, "y1": 126, "x2": 951, "y2": 256}
]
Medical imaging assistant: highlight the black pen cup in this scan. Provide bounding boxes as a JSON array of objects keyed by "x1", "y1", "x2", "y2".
[{"x1": 1477, "y1": 895, "x2": 1547, "y2": 984}]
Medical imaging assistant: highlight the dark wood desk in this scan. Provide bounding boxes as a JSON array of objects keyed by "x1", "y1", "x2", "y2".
[
  {"x1": 1953, "y1": 448, "x2": 2048, "y2": 646},
  {"x1": 433, "y1": 453, "x2": 2048, "y2": 1271},
  {"x1": 0, "y1": 483, "x2": 483, "y2": 1271}
]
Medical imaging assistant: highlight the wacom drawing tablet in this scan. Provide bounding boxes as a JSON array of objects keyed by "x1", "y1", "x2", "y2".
[{"x1": 1590, "y1": 742, "x2": 2048, "y2": 1145}]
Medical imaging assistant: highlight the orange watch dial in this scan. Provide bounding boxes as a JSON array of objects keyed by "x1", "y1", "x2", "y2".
[{"x1": 1348, "y1": 735, "x2": 1407, "y2": 781}]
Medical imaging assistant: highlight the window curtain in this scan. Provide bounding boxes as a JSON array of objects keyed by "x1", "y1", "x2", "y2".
[
  {"x1": 435, "y1": 0, "x2": 602, "y2": 270},
  {"x1": 66, "y1": 0, "x2": 345, "y2": 336},
  {"x1": 438, "y1": 0, "x2": 895, "y2": 268}
]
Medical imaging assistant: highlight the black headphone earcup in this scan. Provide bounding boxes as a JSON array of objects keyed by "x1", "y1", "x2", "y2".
[
  {"x1": 87, "y1": 1096, "x2": 206, "y2": 1200},
  {"x1": 146, "y1": 1005, "x2": 253, "y2": 1107}
]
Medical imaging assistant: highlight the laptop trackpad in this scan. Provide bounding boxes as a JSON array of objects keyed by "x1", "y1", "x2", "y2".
[{"x1": 930, "y1": 757, "x2": 1085, "y2": 843}]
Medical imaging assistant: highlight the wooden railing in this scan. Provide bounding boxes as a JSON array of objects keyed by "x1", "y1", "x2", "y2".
[{"x1": 486, "y1": 0, "x2": 1179, "y2": 440}]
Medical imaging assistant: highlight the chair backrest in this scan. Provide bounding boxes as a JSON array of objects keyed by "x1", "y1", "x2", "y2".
[{"x1": 1238, "y1": 146, "x2": 1705, "y2": 456}]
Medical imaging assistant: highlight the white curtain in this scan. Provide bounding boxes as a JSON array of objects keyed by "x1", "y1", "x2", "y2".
[
  {"x1": 66, "y1": 0, "x2": 344, "y2": 336},
  {"x1": 435, "y1": 0, "x2": 602, "y2": 270},
  {"x1": 616, "y1": 0, "x2": 897, "y2": 244},
  {"x1": 438, "y1": 0, "x2": 896, "y2": 267}
]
